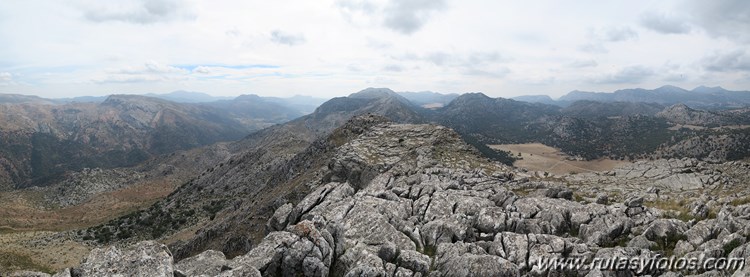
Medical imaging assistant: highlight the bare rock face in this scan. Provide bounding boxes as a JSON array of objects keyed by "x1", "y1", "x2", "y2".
[
  {"x1": 39, "y1": 119, "x2": 750, "y2": 276},
  {"x1": 229, "y1": 220, "x2": 335, "y2": 276},
  {"x1": 174, "y1": 250, "x2": 228, "y2": 276},
  {"x1": 266, "y1": 202, "x2": 294, "y2": 232},
  {"x1": 77, "y1": 241, "x2": 173, "y2": 277}
]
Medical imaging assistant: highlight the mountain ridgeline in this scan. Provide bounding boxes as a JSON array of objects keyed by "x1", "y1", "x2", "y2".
[
  {"x1": 80, "y1": 87, "x2": 750, "y2": 261},
  {"x1": 4, "y1": 86, "x2": 750, "y2": 276},
  {"x1": 0, "y1": 94, "x2": 310, "y2": 189},
  {"x1": 73, "y1": 115, "x2": 750, "y2": 277},
  {"x1": 2, "y1": 86, "x2": 749, "y2": 191},
  {"x1": 515, "y1": 85, "x2": 750, "y2": 108}
]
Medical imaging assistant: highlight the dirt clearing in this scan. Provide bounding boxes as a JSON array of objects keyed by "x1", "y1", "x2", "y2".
[{"x1": 489, "y1": 143, "x2": 630, "y2": 175}]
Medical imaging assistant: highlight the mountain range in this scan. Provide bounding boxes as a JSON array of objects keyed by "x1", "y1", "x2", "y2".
[
  {"x1": 514, "y1": 85, "x2": 750, "y2": 108},
  {"x1": 2, "y1": 86, "x2": 750, "y2": 275},
  {"x1": 64, "y1": 87, "x2": 749, "y2": 258},
  {"x1": 0, "y1": 93, "x2": 316, "y2": 190}
]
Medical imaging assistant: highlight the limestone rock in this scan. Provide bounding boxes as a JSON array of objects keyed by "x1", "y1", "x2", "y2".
[{"x1": 77, "y1": 241, "x2": 173, "y2": 277}]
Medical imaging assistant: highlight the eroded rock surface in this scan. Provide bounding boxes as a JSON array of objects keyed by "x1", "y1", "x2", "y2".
[{"x1": 35, "y1": 119, "x2": 750, "y2": 276}]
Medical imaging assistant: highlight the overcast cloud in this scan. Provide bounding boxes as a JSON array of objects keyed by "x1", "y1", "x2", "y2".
[
  {"x1": 687, "y1": 0, "x2": 750, "y2": 43},
  {"x1": 590, "y1": 65, "x2": 654, "y2": 84},
  {"x1": 639, "y1": 12, "x2": 691, "y2": 34},
  {"x1": 82, "y1": 0, "x2": 195, "y2": 24},
  {"x1": 270, "y1": 30, "x2": 306, "y2": 46},
  {"x1": 0, "y1": 0, "x2": 747, "y2": 98},
  {"x1": 702, "y1": 50, "x2": 750, "y2": 72}
]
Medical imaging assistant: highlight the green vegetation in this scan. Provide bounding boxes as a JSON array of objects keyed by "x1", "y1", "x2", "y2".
[
  {"x1": 459, "y1": 134, "x2": 516, "y2": 166},
  {"x1": 203, "y1": 200, "x2": 226, "y2": 220},
  {"x1": 0, "y1": 251, "x2": 54, "y2": 275},
  {"x1": 723, "y1": 238, "x2": 743, "y2": 256},
  {"x1": 730, "y1": 196, "x2": 750, "y2": 206},
  {"x1": 645, "y1": 199, "x2": 703, "y2": 222},
  {"x1": 0, "y1": 226, "x2": 17, "y2": 234},
  {"x1": 663, "y1": 210, "x2": 696, "y2": 222},
  {"x1": 430, "y1": 97, "x2": 686, "y2": 162},
  {"x1": 573, "y1": 193, "x2": 585, "y2": 203},
  {"x1": 601, "y1": 235, "x2": 630, "y2": 248},
  {"x1": 84, "y1": 199, "x2": 201, "y2": 243},
  {"x1": 650, "y1": 233, "x2": 688, "y2": 257},
  {"x1": 419, "y1": 244, "x2": 438, "y2": 257}
]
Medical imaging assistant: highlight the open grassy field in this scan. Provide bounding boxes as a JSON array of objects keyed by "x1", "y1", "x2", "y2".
[
  {"x1": 0, "y1": 179, "x2": 176, "y2": 231},
  {"x1": 0, "y1": 178, "x2": 178, "y2": 273},
  {"x1": 0, "y1": 231, "x2": 90, "y2": 275},
  {"x1": 489, "y1": 143, "x2": 630, "y2": 175}
]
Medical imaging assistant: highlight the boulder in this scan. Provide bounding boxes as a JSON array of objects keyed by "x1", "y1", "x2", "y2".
[{"x1": 76, "y1": 241, "x2": 173, "y2": 277}]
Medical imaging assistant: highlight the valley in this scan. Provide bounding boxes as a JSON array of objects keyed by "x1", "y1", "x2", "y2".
[
  {"x1": 488, "y1": 143, "x2": 629, "y2": 175},
  {"x1": 2, "y1": 87, "x2": 750, "y2": 276},
  {"x1": 4, "y1": 1, "x2": 750, "y2": 275}
]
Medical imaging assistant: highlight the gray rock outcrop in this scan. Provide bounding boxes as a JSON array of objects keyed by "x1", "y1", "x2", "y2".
[{"x1": 35, "y1": 120, "x2": 750, "y2": 277}]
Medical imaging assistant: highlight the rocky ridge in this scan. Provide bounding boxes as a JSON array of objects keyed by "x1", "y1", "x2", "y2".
[
  {"x1": 76, "y1": 89, "x2": 424, "y2": 261},
  {"x1": 656, "y1": 104, "x2": 750, "y2": 127},
  {"x1": 28, "y1": 117, "x2": 750, "y2": 276}
]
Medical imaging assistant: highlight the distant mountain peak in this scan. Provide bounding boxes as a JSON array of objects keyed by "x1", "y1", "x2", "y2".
[
  {"x1": 663, "y1": 102, "x2": 691, "y2": 111},
  {"x1": 655, "y1": 85, "x2": 687, "y2": 92},
  {"x1": 146, "y1": 91, "x2": 233, "y2": 103},
  {"x1": 348, "y1": 87, "x2": 398, "y2": 99},
  {"x1": 692, "y1": 85, "x2": 729, "y2": 93},
  {"x1": 554, "y1": 85, "x2": 750, "y2": 108},
  {"x1": 511, "y1": 95, "x2": 556, "y2": 105},
  {"x1": 234, "y1": 94, "x2": 263, "y2": 101},
  {"x1": 455, "y1": 92, "x2": 491, "y2": 100},
  {"x1": 104, "y1": 94, "x2": 166, "y2": 103}
]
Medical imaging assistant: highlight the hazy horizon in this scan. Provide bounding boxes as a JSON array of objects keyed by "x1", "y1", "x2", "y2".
[
  {"x1": 1, "y1": 1, "x2": 749, "y2": 98},
  {"x1": 1, "y1": 84, "x2": 745, "y2": 102}
]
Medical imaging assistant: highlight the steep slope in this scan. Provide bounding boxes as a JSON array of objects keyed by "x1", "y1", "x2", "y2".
[
  {"x1": 204, "y1": 94, "x2": 305, "y2": 127},
  {"x1": 562, "y1": 100, "x2": 664, "y2": 118},
  {"x1": 0, "y1": 95, "x2": 271, "y2": 189},
  {"x1": 46, "y1": 119, "x2": 750, "y2": 276},
  {"x1": 656, "y1": 103, "x2": 750, "y2": 126},
  {"x1": 84, "y1": 89, "x2": 423, "y2": 258},
  {"x1": 431, "y1": 92, "x2": 561, "y2": 143}
]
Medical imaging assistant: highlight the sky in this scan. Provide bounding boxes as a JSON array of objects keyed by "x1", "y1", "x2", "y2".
[{"x1": 0, "y1": 0, "x2": 748, "y2": 99}]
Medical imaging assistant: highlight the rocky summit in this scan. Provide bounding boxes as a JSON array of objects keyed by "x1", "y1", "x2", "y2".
[{"x1": 27, "y1": 116, "x2": 750, "y2": 276}]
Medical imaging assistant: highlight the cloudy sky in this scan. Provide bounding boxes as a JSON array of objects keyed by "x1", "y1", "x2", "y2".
[{"x1": 0, "y1": 0, "x2": 748, "y2": 98}]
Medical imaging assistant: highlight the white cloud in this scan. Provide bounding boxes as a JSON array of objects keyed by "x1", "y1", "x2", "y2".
[
  {"x1": 337, "y1": 0, "x2": 447, "y2": 34},
  {"x1": 82, "y1": 0, "x2": 195, "y2": 24},
  {"x1": 567, "y1": 60, "x2": 598, "y2": 68},
  {"x1": 639, "y1": 12, "x2": 691, "y2": 34},
  {"x1": 270, "y1": 30, "x2": 306, "y2": 46},
  {"x1": 383, "y1": 64, "x2": 404, "y2": 72},
  {"x1": 192, "y1": 66, "x2": 211, "y2": 74},
  {"x1": 0, "y1": 72, "x2": 13, "y2": 86},
  {"x1": 702, "y1": 50, "x2": 750, "y2": 72},
  {"x1": 94, "y1": 61, "x2": 189, "y2": 83},
  {"x1": 590, "y1": 26, "x2": 638, "y2": 42},
  {"x1": 0, "y1": 0, "x2": 747, "y2": 98},
  {"x1": 110, "y1": 61, "x2": 187, "y2": 75},
  {"x1": 577, "y1": 43, "x2": 608, "y2": 54},
  {"x1": 383, "y1": 0, "x2": 447, "y2": 34},
  {"x1": 589, "y1": 66, "x2": 654, "y2": 84},
  {"x1": 687, "y1": 0, "x2": 750, "y2": 42}
]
